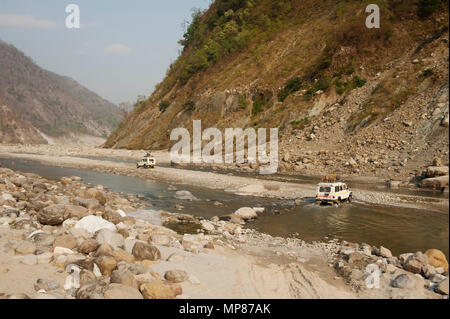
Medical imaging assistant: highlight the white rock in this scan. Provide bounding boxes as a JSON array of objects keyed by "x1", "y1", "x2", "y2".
[
  {"x1": 74, "y1": 215, "x2": 116, "y2": 234},
  {"x1": 200, "y1": 220, "x2": 215, "y2": 232},
  {"x1": 233, "y1": 207, "x2": 257, "y2": 220},
  {"x1": 27, "y1": 230, "x2": 44, "y2": 239}
]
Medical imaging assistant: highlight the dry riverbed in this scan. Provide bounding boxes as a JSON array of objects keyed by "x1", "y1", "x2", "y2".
[{"x1": 0, "y1": 165, "x2": 449, "y2": 299}]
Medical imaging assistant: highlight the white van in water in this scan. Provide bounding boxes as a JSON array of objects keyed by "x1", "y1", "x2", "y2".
[
  {"x1": 316, "y1": 182, "x2": 352, "y2": 205},
  {"x1": 136, "y1": 157, "x2": 156, "y2": 169}
]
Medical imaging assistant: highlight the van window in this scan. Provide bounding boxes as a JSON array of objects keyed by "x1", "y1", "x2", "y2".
[
  {"x1": 320, "y1": 187, "x2": 331, "y2": 193},
  {"x1": 335, "y1": 186, "x2": 340, "y2": 192}
]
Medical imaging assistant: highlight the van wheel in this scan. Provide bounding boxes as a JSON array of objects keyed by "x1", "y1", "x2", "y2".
[{"x1": 348, "y1": 195, "x2": 352, "y2": 203}]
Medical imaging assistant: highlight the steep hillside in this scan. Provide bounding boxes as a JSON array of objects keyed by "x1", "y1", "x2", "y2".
[
  {"x1": 0, "y1": 40, "x2": 124, "y2": 144},
  {"x1": 105, "y1": 0, "x2": 449, "y2": 179}
]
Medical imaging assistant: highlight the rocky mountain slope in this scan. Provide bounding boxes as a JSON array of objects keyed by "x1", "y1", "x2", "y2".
[
  {"x1": 105, "y1": 0, "x2": 449, "y2": 181},
  {"x1": 0, "y1": 40, "x2": 125, "y2": 145}
]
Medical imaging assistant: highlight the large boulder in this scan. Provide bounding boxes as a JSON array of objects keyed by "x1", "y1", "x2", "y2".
[
  {"x1": 140, "y1": 281, "x2": 175, "y2": 299},
  {"x1": 74, "y1": 216, "x2": 116, "y2": 234},
  {"x1": 103, "y1": 284, "x2": 143, "y2": 299},
  {"x1": 174, "y1": 190, "x2": 198, "y2": 201},
  {"x1": 233, "y1": 207, "x2": 257, "y2": 220},
  {"x1": 38, "y1": 204, "x2": 68, "y2": 226},
  {"x1": 95, "y1": 256, "x2": 117, "y2": 276},
  {"x1": 404, "y1": 252, "x2": 428, "y2": 274},
  {"x1": 132, "y1": 242, "x2": 161, "y2": 261},
  {"x1": 426, "y1": 166, "x2": 449, "y2": 178},
  {"x1": 421, "y1": 175, "x2": 449, "y2": 189},
  {"x1": 425, "y1": 249, "x2": 449, "y2": 272}
]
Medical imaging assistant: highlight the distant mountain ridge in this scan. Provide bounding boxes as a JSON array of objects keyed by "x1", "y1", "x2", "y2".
[{"x1": 0, "y1": 40, "x2": 125, "y2": 144}]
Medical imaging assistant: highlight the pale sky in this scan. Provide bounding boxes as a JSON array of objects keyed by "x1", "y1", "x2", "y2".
[{"x1": 0, "y1": 0, "x2": 212, "y2": 104}]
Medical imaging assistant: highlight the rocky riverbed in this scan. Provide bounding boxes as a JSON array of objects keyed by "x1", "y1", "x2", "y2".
[{"x1": 0, "y1": 166, "x2": 448, "y2": 299}]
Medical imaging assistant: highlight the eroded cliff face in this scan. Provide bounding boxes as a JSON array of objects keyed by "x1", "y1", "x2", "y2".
[{"x1": 105, "y1": 0, "x2": 449, "y2": 178}]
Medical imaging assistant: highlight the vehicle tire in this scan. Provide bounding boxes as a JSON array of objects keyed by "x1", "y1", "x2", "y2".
[
  {"x1": 136, "y1": 164, "x2": 139, "y2": 169},
  {"x1": 348, "y1": 194, "x2": 352, "y2": 203}
]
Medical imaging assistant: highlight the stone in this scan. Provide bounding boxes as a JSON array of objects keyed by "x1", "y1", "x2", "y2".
[
  {"x1": 347, "y1": 252, "x2": 364, "y2": 264},
  {"x1": 149, "y1": 234, "x2": 171, "y2": 246},
  {"x1": 102, "y1": 210, "x2": 124, "y2": 225},
  {"x1": 76, "y1": 281, "x2": 107, "y2": 299},
  {"x1": 86, "y1": 188, "x2": 107, "y2": 205},
  {"x1": 164, "y1": 270, "x2": 188, "y2": 283},
  {"x1": 391, "y1": 274, "x2": 416, "y2": 289},
  {"x1": 110, "y1": 250, "x2": 135, "y2": 263},
  {"x1": 95, "y1": 256, "x2": 117, "y2": 276},
  {"x1": 78, "y1": 239, "x2": 100, "y2": 254},
  {"x1": 38, "y1": 204, "x2": 68, "y2": 226},
  {"x1": 7, "y1": 294, "x2": 30, "y2": 299},
  {"x1": 379, "y1": 246, "x2": 392, "y2": 258},
  {"x1": 103, "y1": 283, "x2": 143, "y2": 299},
  {"x1": 132, "y1": 242, "x2": 161, "y2": 261},
  {"x1": 200, "y1": 220, "x2": 215, "y2": 232},
  {"x1": 53, "y1": 235, "x2": 78, "y2": 250},
  {"x1": 430, "y1": 274, "x2": 446, "y2": 283},
  {"x1": 15, "y1": 241, "x2": 37, "y2": 255},
  {"x1": 422, "y1": 264, "x2": 437, "y2": 278},
  {"x1": 174, "y1": 190, "x2": 198, "y2": 201},
  {"x1": 404, "y1": 258, "x2": 425, "y2": 274},
  {"x1": 425, "y1": 249, "x2": 448, "y2": 272},
  {"x1": 204, "y1": 242, "x2": 214, "y2": 249},
  {"x1": 169, "y1": 283, "x2": 183, "y2": 297},
  {"x1": 63, "y1": 205, "x2": 89, "y2": 219},
  {"x1": 140, "y1": 281, "x2": 175, "y2": 299},
  {"x1": 110, "y1": 269, "x2": 139, "y2": 289},
  {"x1": 94, "y1": 243, "x2": 113, "y2": 257},
  {"x1": 96, "y1": 229, "x2": 124, "y2": 250},
  {"x1": 399, "y1": 253, "x2": 413, "y2": 265},
  {"x1": 34, "y1": 279, "x2": 60, "y2": 291},
  {"x1": 435, "y1": 278, "x2": 449, "y2": 295},
  {"x1": 74, "y1": 215, "x2": 116, "y2": 234},
  {"x1": 233, "y1": 207, "x2": 257, "y2": 220}
]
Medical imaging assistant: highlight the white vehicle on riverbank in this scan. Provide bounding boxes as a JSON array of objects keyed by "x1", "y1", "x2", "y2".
[
  {"x1": 136, "y1": 157, "x2": 156, "y2": 169},
  {"x1": 316, "y1": 182, "x2": 352, "y2": 206}
]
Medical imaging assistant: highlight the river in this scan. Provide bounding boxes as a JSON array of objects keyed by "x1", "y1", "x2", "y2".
[{"x1": 1, "y1": 157, "x2": 448, "y2": 258}]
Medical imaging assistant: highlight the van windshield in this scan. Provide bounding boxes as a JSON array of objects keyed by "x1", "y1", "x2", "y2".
[{"x1": 319, "y1": 187, "x2": 331, "y2": 193}]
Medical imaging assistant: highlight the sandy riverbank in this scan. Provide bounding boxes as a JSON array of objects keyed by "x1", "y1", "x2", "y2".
[{"x1": 0, "y1": 145, "x2": 448, "y2": 213}]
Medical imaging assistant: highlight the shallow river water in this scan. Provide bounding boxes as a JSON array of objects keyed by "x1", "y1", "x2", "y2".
[{"x1": 1, "y1": 157, "x2": 448, "y2": 258}]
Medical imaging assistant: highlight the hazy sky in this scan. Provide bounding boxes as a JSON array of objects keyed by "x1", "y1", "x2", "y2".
[{"x1": 0, "y1": 0, "x2": 212, "y2": 104}]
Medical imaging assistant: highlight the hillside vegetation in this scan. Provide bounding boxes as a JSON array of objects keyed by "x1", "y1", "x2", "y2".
[
  {"x1": 0, "y1": 41, "x2": 125, "y2": 144},
  {"x1": 105, "y1": 0, "x2": 449, "y2": 179}
]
